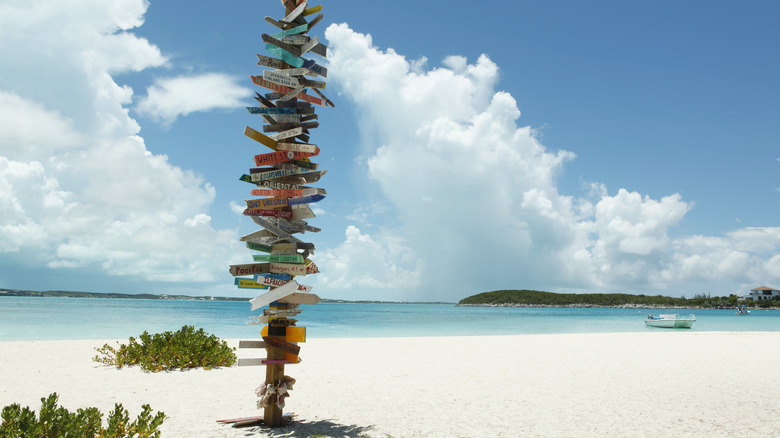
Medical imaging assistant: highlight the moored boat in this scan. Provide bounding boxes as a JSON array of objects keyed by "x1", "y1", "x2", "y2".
[
  {"x1": 736, "y1": 305, "x2": 750, "y2": 315},
  {"x1": 645, "y1": 314, "x2": 695, "y2": 329}
]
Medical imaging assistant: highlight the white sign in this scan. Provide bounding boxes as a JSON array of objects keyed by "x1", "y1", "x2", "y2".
[{"x1": 249, "y1": 280, "x2": 299, "y2": 311}]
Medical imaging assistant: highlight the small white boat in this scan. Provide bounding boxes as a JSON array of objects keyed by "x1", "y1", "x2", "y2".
[
  {"x1": 645, "y1": 314, "x2": 695, "y2": 329},
  {"x1": 736, "y1": 305, "x2": 750, "y2": 315}
]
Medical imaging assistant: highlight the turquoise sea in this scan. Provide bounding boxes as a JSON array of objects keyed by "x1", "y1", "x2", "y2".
[{"x1": 1, "y1": 297, "x2": 779, "y2": 341}]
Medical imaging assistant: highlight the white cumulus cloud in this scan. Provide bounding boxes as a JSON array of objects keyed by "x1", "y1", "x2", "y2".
[
  {"x1": 136, "y1": 73, "x2": 251, "y2": 125},
  {"x1": 0, "y1": 0, "x2": 242, "y2": 288},
  {"x1": 322, "y1": 23, "x2": 780, "y2": 300}
]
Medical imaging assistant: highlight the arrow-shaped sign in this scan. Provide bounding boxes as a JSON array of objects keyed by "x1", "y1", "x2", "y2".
[
  {"x1": 246, "y1": 241, "x2": 272, "y2": 253},
  {"x1": 276, "y1": 142, "x2": 319, "y2": 154},
  {"x1": 258, "y1": 275, "x2": 313, "y2": 292},
  {"x1": 253, "y1": 254, "x2": 304, "y2": 264},
  {"x1": 279, "y1": 292, "x2": 321, "y2": 305},
  {"x1": 246, "y1": 197, "x2": 289, "y2": 209},
  {"x1": 235, "y1": 278, "x2": 270, "y2": 289},
  {"x1": 246, "y1": 106, "x2": 296, "y2": 115},
  {"x1": 263, "y1": 70, "x2": 301, "y2": 88},
  {"x1": 243, "y1": 208, "x2": 292, "y2": 219},
  {"x1": 269, "y1": 127, "x2": 304, "y2": 141},
  {"x1": 288, "y1": 194, "x2": 326, "y2": 205},
  {"x1": 229, "y1": 262, "x2": 271, "y2": 277},
  {"x1": 270, "y1": 23, "x2": 308, "y2": 40},
  {"x1": 270, "y1": 263, "x2": 309, "y2": 276},
  {"x1": 251, "y1": 76, "x2": 323, "y2": 106},
  {"x1": 244, "y1": 126, "x2": 278, "y2": 150},
  {"x1": 249, "y1": 280, "x2": 299, "y2": 311}
]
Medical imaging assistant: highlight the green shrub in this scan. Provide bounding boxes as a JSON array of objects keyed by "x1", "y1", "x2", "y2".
[
  {"x1": 0, "y1": 393, "x2": 164, "y2": 437},
  {"x1": 94, "y1": 325, "x2": 237, "y2": 372}
]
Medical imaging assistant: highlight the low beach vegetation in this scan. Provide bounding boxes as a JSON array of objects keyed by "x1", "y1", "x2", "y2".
[
  {"x1": 93, "y1": 325, "x2": 236, "y2": 372},
  {"x1": 0, "y1": 393, "x2": 164, "y2": 437},
  {"x1": 459, "y1": 289, "x2": 778, "y2": 309}
]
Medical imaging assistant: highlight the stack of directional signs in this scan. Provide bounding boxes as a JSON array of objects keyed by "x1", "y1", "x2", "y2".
[{"x1": 226, "y1": 0, "x2": 332, "y2": 429}]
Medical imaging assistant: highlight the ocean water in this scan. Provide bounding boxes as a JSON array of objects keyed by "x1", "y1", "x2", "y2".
[{"x1": 1, "y1": 297, "x2": 779, "y2": 341}]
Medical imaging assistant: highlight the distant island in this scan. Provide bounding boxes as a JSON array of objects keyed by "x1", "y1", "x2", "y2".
[
  {"x1": 458, "y1": 289, "x2": 776, "y2": 309},
  {"x1": 0, "y1": 288, "x2": 452, "y2": 305}
]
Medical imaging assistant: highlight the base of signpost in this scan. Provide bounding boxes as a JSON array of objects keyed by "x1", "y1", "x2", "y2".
[{"x1": 217, "y1": 412, "x2": 295, "y2": 428}]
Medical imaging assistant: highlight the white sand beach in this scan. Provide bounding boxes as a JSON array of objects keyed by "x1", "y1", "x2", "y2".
[{"x1": 2, "y1": 333, "x2": 780, "y2": 437}]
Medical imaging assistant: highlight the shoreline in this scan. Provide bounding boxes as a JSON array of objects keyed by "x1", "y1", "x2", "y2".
[{"x1": 3, "y1": 333, "x2": 780, "y2": 437}]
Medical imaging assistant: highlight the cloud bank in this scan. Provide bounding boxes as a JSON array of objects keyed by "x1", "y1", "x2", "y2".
[
  {"x1": 319, "y1": 23, "x2": 780, "y2": 301},
  {"x1": 0, "y1": 0, "x2": 244, "y2": 289}
]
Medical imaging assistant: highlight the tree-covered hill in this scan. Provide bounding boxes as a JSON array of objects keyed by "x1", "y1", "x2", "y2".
[{"x1": 458, "y1": 289, "x2": 755, "y2": 308}]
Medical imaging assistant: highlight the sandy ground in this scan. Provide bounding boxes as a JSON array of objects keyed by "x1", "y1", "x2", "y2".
[{"x1": 2, "y1": 332, "x2": 780, "y2": 437}]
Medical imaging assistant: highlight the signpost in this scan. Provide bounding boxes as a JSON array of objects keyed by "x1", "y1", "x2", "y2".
[{"x1": 225, "y1": 0, "x2": 331, "y2": 429}]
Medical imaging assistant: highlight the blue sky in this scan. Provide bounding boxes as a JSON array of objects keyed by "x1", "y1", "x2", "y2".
[{"x1": 0, "y1": 0, "x2": 778, "y2": 302}]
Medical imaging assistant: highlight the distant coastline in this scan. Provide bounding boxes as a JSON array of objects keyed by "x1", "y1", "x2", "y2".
[
  {"x1": 0, "y1": 288, "x2": 453, "y2": 305},
  {"x1": 458, "y1": 289, "x2": 779, "y2": 310}
]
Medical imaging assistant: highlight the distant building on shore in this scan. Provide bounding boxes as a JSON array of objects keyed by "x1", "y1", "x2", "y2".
[{"x1": 743, "y1": 286, "x2": 779, "y2": 301}]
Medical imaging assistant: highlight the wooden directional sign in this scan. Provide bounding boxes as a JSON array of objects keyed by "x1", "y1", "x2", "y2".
[
  {"x1": 300, "y1": 36, "x2": 319, "y2": 56},
  {"x1": 257, "y1": 180, "x2": 299, "y2": 190},
  {"x1": 312, "y1": 88, "x2": 335, "y2": 108},
  {"x1": 253, "y1": 254, "x2": 304, "y2": 264},
  {"x1": 269, "y1": 127, "x2": 304, "y2": 141},
  {"x1": 241, "y1": 229, "x2": 276, "y2": 242},
  {"x1": 270, "y1": 23, "x2": 308, "y2": 39},
  {"x1": 270, "y1": 263, "x2": 308, "y2": 276},
  {"x1": 302, "y1": 5, "x2": 322, "y2": 17},
  {"x1": 249, "y1": 280, "x2": 299, "y2": 311},
  {"x1": 278, "y1": 85, "x2": 305, "y2": 102},
  {"x1": 303, "y1": 60, "x2": 327, "y2": 78},
  {"x1": 256, "y1": 54, "x2": 291, "y2": 70},
  {"x1": 251, "y1": 216, "x2": 299, "y2": 242},
  {"x1": 272, "y1": 114, "x2": 302, "y2": 124},
  {"x1": 239, "y1": 174, "x2": 255, "y2": 184},
  {"x1": 265, "y1": 16, "x2": 294, "y2": 30},
  {"x1": 229, "y1": 262, "x2": 271, "y2": 277},
  {"x1": 294, "y1": 170, "x2": 327, "y2": 184},
  {"x1": 247, "y1": 106, "x2": 296, "y2": 115},
  {"x1": 254, "y1": 150, "x2": 297, "y2": 167},
  {"x1": 243, "y1": 208, "x2": 293, "y2": 219},
  {"x1": 300, "y1": 78, "x2": 325, "y2": 89},
  {"x1": 279, "y1": 292, "x2": 321, "y2": 305},
  {"x1": 250, "y1": 168, "x2": 299, "y2": 182},
  {"x1": 246, "y1": 197, "x2": 289, "y2": 209},
  {"x1": 263, "y1": 336, "x2": 301, "y2": 356},
  {"x1": 305, "y1": 260, "x2": 319, "y2": 274},
  {"x1": 235, "y1": 278, "x2": 270, "y2": 289},
  {"x1": 247, "y1": 241, "x2": 272, "y2": 253},
  {"x1": 291, "y1": 205, "x2": 315, "y2": 220},
  {"x1": 276, "y1": 142, "x2": 319, "y2": 154},
  {"x1": 265, "y1": 45, "x2": 304, "y2": 68},
  {"x1": 271, "y1": 242, "x2": 297, "y2": 254},
  {"x1": 245, "y1": 126, "x2": 278, "y2": 150},
  {"x1": 261, "y1": 35, "x2": 301, "y2": 58},
  {"x1": 252, "y1": 188, "x2": 304, "y2": 198},
  {"x1": 263, "y1": 121, "x2": 319, "y2": 133},
  {"x1": 258, "y1": 276, "x2": 313, "y2": 292},
  {"x1": 306, "y1": 13, "x2": 323, "y2": 32},
  {"x1": 263, "y1": 308, "x2": 303, "y2": 317},
  {"x1": 309, "y1": 43, "x2": 327, "y2": 58},
  {"x1": 283, "y1": 1, "x2": 307, "y2": 23},
  {"x1": 251, "y1": 76, "x2": 324, "y2": 106},
  {"x1": 288, "y1": 193, "x2": 325, "y2": 205}
]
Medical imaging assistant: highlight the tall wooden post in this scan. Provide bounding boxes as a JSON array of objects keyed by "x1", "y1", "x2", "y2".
[
  {"x1": 226, "y1": 0, "x2": 333, "y2": 429},
  {"x1": 263, "y1": 304, "x2": 286, "y2": 427}
]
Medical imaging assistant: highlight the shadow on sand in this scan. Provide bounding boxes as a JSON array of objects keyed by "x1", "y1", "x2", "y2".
[{"x1": 239, "y1": 418, "x2": 376, "y2": 437}]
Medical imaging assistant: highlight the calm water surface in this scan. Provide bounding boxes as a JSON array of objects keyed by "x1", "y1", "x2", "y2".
[{"x1": 1, "y1": 297, "x2": 778, "y2": 341}]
